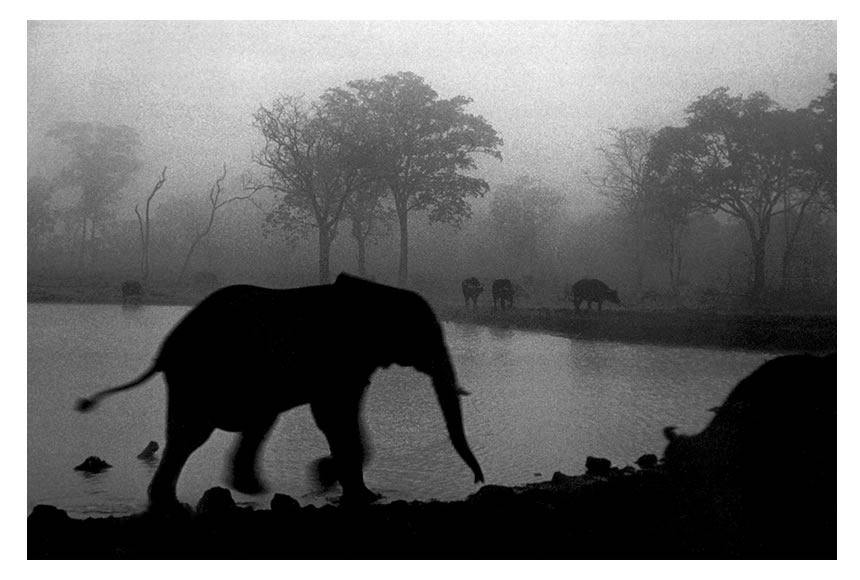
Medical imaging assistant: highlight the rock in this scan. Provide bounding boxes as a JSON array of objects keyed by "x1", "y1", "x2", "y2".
[
  {"x1": 73, "y1": 456, "x2": 111, "y2": 473},
  {"x1": 137, "y1": 441, "x2": 159, "y2": 460},
  {"x1": 636, "y1": 454, "x2": 658, "y2": 469},
  {"x1": 469, "y1": 484, "x2": 516, "y2": 503},
  {"x1": 271, "y1": 493, "x2": 300, "y2": 513},
  {"x1": 550, "y1": 471, "x2": 579, "y2": 486},
  {"x1": 585, "y1": 456, "x2": 612, "y2": 476},
  {"x1": 28, "y1": 504, "x2": 71, "y2": 525},
  {"x1": 195, "y1": 487, "x2": 237, "y2": 516}
]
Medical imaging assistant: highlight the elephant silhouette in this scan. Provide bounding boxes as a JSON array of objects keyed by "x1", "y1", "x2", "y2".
[{"x1": 76, "y1": 274, "x2": 484, "y2": 509}]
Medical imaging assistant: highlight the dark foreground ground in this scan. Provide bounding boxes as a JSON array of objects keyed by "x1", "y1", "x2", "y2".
[{"x1": 28, "y1": 457, "x2": 834, "y2": 559}]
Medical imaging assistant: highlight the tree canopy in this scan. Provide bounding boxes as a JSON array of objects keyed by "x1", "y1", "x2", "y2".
[
  {"x1": 46, "y1": 121, "x2": 141, "y2": 269},
  {"x1": 327, "y1": 72, "x2": 503, "y2": 285},
  {"x1": 250, "y1": 95, "x2": 371, "y2": 283}
]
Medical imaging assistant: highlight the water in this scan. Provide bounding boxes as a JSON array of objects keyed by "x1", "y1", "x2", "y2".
[{"x1": 27, "y1": 303, "x2": 773, "y2": 517}]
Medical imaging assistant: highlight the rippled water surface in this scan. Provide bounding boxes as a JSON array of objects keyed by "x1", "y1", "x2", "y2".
[{"x1": 28, "y1": 303, "x2": 773, "y2": 517}]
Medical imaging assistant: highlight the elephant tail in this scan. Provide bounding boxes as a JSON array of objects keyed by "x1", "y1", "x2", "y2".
[{"x1": 75, "y1": 362, "x2": 161, "y2": 413}]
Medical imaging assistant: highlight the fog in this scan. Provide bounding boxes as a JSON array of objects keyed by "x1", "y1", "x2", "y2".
[{"x1": 27, "y1": 21, "x2": 837, "y2": 308}]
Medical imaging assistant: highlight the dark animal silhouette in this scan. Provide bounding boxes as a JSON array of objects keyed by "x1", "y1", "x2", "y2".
[
  {"x1": 570, "y1": 278, "x2": 620, "y2": 313},
  {"x1": 461, "y1": 277, "x2": 484, "y2": 308},
  {"x1": 137, "y1": 441, "x2": 160, "y2": 460},
  {"x1": 491, "y1": 279, "x2": 514, "y2": 311},
  {"x1": 663, "y1": 353, "x2": 835, "y2": 557},
  {"x1": 74, "y1": 456, "x2": 111, "y2": 473},
  {"x1": 121, "y1": 280, "x2": 143, "y2": 305},
  {"x1": 76, "y1": 274, "x2": 484, "y2": 509}
]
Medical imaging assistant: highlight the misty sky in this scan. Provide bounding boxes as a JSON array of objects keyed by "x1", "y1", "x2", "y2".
[{"x1": 27, "y1": 20, "x2": 836, "y2": 216}]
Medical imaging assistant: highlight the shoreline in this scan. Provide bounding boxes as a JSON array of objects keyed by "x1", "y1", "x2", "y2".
[{"x1": 28, "y1": 284, "x2": 836, "y2": 354}]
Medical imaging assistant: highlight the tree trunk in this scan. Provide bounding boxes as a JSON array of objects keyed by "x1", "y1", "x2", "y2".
[
  {"x1": 749, "y1": 236, "x2": 767, "y2": 304},
  {"x1": 78, "y1": 216, "x2": 88, "y2": 272},
  {"x1": 318, "y1": 227, "x2": 332, "y2": 284},
  {"x1": 397, "y1": 211, "x2": 409, "y2": 287},
  {"x1": 177, "y1": 237, "x2": 201, "y2": 282},
  {"x1": 356, "y1": 236, "x2": 368, "y2": 277},
  {"x1": 632, "y1": 217, "x2": 645, "y2": 295},
  {"x1": 351, "y1": 218, "x2": 369, "y2": 278},
  {"x1": 780, "y1": 251, "x2": 793, "y2": 296}
]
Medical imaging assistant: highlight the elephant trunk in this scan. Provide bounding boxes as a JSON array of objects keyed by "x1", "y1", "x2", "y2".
[{"x1": 429, "y1": 355, "x2": 485, "y2": 484}]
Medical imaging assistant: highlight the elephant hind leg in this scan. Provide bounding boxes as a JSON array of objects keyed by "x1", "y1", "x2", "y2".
[
  {"x1": 148, "y1": 419, "x2": 213, "y2": 510},
  {"x1": 228, "y1": 414, "x2": 277, "y2": 495}
]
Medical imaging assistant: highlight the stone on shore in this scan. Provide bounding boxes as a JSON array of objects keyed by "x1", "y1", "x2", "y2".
[{"x1": 195, "y1": 487, "x2": 237, "y2": 516}]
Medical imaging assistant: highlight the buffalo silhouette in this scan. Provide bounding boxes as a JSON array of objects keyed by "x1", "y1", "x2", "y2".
[
  {"x1": 663, "y1": 352, "x2": 835, "y2": 557},
  {"x1": 491, "y1": 279, "x2": 514, "y2": 311}
]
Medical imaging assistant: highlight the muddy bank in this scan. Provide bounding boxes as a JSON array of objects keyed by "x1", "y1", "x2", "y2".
[
  {"x1": 28, "y1": 281, "x2": 835, "y2": 353},
  {"x1": 27, "y1": 456, "x2": 833, "y2": 559}
]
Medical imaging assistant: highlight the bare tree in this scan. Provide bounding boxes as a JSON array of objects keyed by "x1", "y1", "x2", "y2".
[
  {"x1": 490, "y1": 175, "x2": 566, "y2": 278},
  {"x1": 344, "y1": 184, "x2": 395, "y2": 277},
  {"x1": 177, "y1": 164, "x2": 254, "y2": 281},
  {"x1": 249, "y1": 95, "x2": 366, "y2": 284},
  {"x1": 586, "y1": 127, "x2": 652, "y2": 293},
  {"x1": 134, "y1": 166, "x2": 167, "y2": 282}
]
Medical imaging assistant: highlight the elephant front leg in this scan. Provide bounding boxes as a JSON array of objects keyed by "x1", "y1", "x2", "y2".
[
  {"x1": 311, "y1": 399, "x2": 379, "y2": 505},
  {"x1": 228, "y1": 414, "x2": 277, "y2": 495}
]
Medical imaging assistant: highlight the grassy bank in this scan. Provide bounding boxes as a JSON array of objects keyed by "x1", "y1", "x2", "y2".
[{"x1": 438, "y1": 305, "x2": 836, "y2": 353}]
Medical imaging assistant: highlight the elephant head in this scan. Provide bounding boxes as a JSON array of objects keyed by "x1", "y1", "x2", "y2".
[{"x1": 334, "y1": 274, "x2": 485, "y2": 485}]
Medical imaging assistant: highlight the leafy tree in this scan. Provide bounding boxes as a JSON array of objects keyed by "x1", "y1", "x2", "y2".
[
  {"x1": 343, "y1": 183, "x2": 395, "y2": 278},
  {"x1": 804, "y1": 74, "x2": 836, "y2": 211},
  {"x1": 587, "y1": 127, "x2": 653, "y2": 293},
  {"x1": 27, "y1": 175, "x2": 56, "y2": 259},
  {"x1": 679, "y1": 89, "x2": 810, "y2": 302},
  {"x1": 329, "y1": 72, "x2": 503, "y2": 286},
  {"x1": 490, "y1": 175, "x2": 566, "y2": 277},
  {"x1": 46, "y1": 122, "x2": 141, "y2": 271},
  {"x1": 249, "y1": 95, "x2": 368, "y2": 283}
]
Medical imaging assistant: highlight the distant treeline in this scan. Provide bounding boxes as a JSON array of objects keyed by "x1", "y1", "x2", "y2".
[{"x1": 27, "y1": 73, "x2": 836, "y2": 310}]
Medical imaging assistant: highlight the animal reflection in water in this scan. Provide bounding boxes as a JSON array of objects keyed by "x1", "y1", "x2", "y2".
[
  {"x1": 76, "y1": 274, "x2": 484, "y2": 509},
  {"x1": 662, "y1": 352, "x2": 835, "y2": 557}
]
